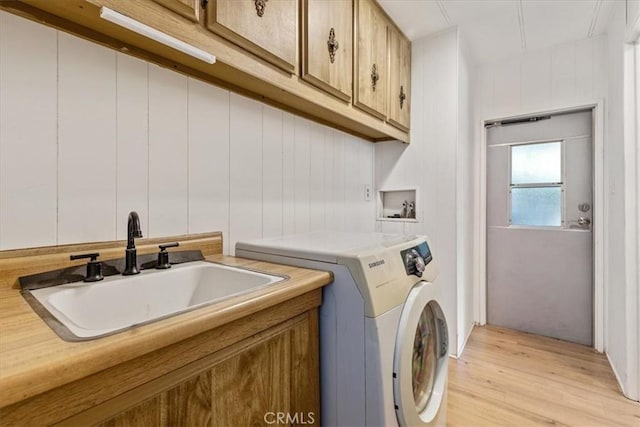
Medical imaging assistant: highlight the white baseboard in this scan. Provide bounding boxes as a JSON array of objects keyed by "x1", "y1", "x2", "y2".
[
  {"x1": 606, "y1": 351, "x2": 630, "y2": 398},
  {"x1": 455, "y1": 322, "x2": 476, "y2": 358}
]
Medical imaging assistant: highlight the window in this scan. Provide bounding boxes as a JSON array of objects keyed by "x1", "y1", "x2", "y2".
[{"x1": 510, "y1": 142, "x2": 563, "y2": 227}]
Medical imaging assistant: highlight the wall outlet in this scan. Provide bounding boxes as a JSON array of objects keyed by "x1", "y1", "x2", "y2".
[{"x1": 364, "y1": 185, "x2": 372, "y2": 201}]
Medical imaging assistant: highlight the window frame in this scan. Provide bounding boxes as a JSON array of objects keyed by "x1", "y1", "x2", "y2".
[{"x1": 508, "y1": 140, "x2": 565, "y2": 228}]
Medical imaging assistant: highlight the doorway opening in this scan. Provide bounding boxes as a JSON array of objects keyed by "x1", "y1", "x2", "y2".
[{"x1": 480, "y1": 106, "x2": 603, "y2": 348}]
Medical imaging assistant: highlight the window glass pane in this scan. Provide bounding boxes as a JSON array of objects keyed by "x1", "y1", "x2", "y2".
[
  {"x1": 511, "y1": 187, "x2": 562, "y2": 226},
  {"x1": 511, "y1": 142, "x2": 561, "y2": 184}
]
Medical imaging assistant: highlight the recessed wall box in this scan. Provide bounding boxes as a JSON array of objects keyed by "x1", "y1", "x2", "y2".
[{"x1": 377, "y1": 188, "x2": 418, "y2": 222}]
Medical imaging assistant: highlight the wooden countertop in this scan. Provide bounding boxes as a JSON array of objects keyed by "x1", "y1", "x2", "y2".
[{"x1": 0, "y1": 254, "x2": 332, "y2": 408}]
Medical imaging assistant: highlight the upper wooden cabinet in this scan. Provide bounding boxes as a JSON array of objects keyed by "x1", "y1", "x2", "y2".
[
  {"x1": 206, "y1": 0, "x2": 298, "y2": 74},
  {"x1": 4, "y1": 0, "x2": 411, "y2": 142},
  {"x1": 152, "y1": 0, "x2": 199, "y2": 22},
  {"x1": 354, "y1": 0, "x2": 387, "y2": 119},
  {"x1": 387, "y1": 25, "x2": 411, "y2": 131},
  {"x1": 301, "y1": 0, "x2": 353, "y2": 102}
]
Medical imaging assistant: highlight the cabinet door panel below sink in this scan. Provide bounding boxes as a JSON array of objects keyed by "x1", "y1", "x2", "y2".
[{"x1": 71, "y1": 312, "x2": 319, "y2": 427}]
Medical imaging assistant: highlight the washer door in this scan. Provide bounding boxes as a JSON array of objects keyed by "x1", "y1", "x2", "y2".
[{"x1": 393, "y1": 281, "x2": 448, "y2": 426}]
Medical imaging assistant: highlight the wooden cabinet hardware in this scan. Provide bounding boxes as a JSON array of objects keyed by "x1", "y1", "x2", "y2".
[
  {"x1": 327, "y1": 27, "x2": 339, "y2": 63},
  {"x1": 371, "y1": 63, "x2": 379, "y2": 91},
  {"x1": 254, "y1": 0, "x2": 268, "y2": 17}
]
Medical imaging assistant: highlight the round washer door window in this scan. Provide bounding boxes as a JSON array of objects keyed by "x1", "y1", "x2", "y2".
[
  {"x1": 412, "y1": 302, "x2": 438, "y2": 412},
  {"x1": 393, "y1": 281, "x2": 448, "y2": 426}
]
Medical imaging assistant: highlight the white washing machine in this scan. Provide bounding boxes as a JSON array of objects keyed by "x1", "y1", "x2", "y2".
[{"x1": 236, "y1": 232, "x2": 448, "y2": 427}]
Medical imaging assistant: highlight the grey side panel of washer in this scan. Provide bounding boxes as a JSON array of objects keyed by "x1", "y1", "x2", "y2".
[
  {"x1": 365, "y1": 306, "x2": 403, "y2": 426},
  {"x1": 235, "y1": 249, "x2": 366, "y2": 427}
]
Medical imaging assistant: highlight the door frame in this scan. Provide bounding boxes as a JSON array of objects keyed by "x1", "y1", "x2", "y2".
[{"x1": 476, "y1": 100, "x2": 605, "y2": 352}]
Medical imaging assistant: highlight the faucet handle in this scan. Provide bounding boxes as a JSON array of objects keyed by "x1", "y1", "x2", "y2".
[
  {"x1": 70, "y1": 252, "x2": 99, "y2": 262},
  {"x1": 159, "y1": 242, "x2": 180, "y2": 251},
  {"x1": 157, "y1": 243, "x2": 180, "y2": 269},
  {"x1": 70, "y1": 253, "x2": 104, "y2": 282}
]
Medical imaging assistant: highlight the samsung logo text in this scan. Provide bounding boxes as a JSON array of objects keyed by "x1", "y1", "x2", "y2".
[{"x1": 368, "y1": 259, "x2": 385, "y2": 268}]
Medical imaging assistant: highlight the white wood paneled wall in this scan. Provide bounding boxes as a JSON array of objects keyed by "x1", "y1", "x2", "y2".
[
  {"x1": 0, "y1": 12, "x2": 58, "y2": 249},
  {"x1": 0, "y1": 12, "x2": 375, "y2": 254},
  {"x1": 375, "y1": 29, "x2": 463, "y2": 355},
  {"x1": 475, "y1": 35, "x2": 607, "y2": 120}
]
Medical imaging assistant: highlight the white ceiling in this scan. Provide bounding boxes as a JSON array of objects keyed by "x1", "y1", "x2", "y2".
[{"x1": 378, "y1": 0, "x2": 615, "y2": 64}]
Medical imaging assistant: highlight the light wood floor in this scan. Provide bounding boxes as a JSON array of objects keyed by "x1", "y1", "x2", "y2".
[{"x1": 447, "y1": 326, "x2": 640, "y2": 426}]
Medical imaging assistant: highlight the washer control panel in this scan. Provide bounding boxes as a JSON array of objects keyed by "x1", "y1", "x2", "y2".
[{"x1": 400, "y1": 241, "x2": 432, "y2": 277}]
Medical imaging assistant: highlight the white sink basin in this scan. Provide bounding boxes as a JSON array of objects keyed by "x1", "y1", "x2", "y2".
[{"x1": 30, "y1": 261, "x2": 285, "y2": 340}]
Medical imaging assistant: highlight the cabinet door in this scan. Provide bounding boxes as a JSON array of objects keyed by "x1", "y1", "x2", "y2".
[
  {"x1": 387, "y1": 26, "x2": 411, "y2": 131},
  {"x1": 302, "y1": 0, "x2": 353, "y2": 101},
  {"x1": 206, "y1": 0, "x2": 298, "y2": 74},
  {"x1": 153, "y1": 0, "x2": 200, "y2": 22},
  {"x1": 165, "y1": 372, "x2": 212, "y2": 425},
  {"x1": 95, "y1": 373, "x2": 212, "y2": 427},
  {"x1": 54, "y1": 312, "x2": 319, "y2": 427},
  {"x1": 211, "y1": 317, "x2": 319, "y2": 425},
  {"x1": 354, "y1": 0, "x2": 387, "y2": 119}
]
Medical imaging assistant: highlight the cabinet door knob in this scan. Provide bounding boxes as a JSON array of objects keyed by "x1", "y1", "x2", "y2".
[
  {"x1": 399, "y1": 85, "x2": 406, "y2": 109},
  {"x1": 254, "y1": 0, "x2": 268, "y2": 17},
  {"x1": 371, "y1": 63, "x2": 379, "y2": 91},
  {"x1": 327, "y1": 27, "x2": 339, "y2": 63}
]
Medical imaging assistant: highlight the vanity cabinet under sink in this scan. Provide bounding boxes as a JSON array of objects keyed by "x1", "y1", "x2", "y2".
[
  {"x1": 0, "y1": 233, "x2": 328, "y2": 426},
  {"x1": 1, "y1": 300, "x2": 320, "y2": 427},
  {"x1": 73, "y1": 309, "x2": 318, "y2": 427}
]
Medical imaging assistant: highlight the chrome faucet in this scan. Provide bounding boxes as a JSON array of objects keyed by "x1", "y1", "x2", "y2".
[{"x1": 123, "y1": 211, "x2": 143, "y2": 275}]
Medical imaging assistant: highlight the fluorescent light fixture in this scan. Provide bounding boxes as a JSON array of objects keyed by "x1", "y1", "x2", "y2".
[{"x1": 99, "y1": 7, "x2": 216, "y2": 64}]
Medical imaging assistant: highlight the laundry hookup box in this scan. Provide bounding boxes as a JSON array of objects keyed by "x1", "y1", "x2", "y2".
[{"x1": 377, "y1": 188, "x2": 419, "y2": 222}]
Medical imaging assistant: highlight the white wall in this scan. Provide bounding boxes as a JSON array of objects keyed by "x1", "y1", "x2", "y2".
[
  {"x1": 474, "y1": 9, "x2": 639, "y2": 400},
  {"x1": 635, "y1": 40, "x2": 640, "y2": 403},
  {"x1": 474, "y1": 36, "x2": 607, "y2": 121},
  {"x1": 0, "y1": 11, "x2": 376, "y2": 254},
  {"x1": 473, "y1": 38, "x2": 607, "y2": 338},
  {"x1": 473, "y1": 35, "x2": 607, "y2": 336},
  {"x1": 605, "y1": 1, "x2": 630, "y2": 398},
  {"x1": 628, "y1": 0, "x2": 640, "y2": 40},
  {"x1": 456, "y1": 38, "x2": 475, "y2": 355},
  {"x1": 605, "y1": 0, "x2": 640, "y2": 402},
  {"x1": 375, "y1": 28, "x2": 475, "y2": 356}
]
